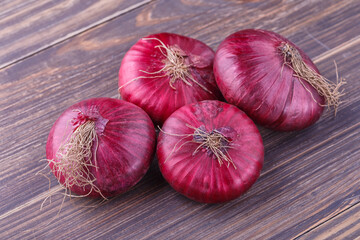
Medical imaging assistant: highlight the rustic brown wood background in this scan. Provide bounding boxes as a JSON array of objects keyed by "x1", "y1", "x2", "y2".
[{"x1": 1, "y1": 0, "x2": 359, "y2": 239}]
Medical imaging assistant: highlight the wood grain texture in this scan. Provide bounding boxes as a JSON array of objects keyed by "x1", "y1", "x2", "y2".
[
  {"x1": 0, "y1": 0, "x2": 151, "y2": 69},
  {"x1": 298, "y1": 203, "x2": 360, "y2": 240},
  {"x1": 0, "y1": 0, "x2": 359, "y2": 239}
]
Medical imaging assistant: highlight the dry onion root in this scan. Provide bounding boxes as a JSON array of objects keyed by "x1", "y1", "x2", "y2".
[
  {"x1": 119, "y1": 38, "x2": 211, "y2": 93},
  {"x1": 159, "y1": 124, "x2": 236, "y2": 169},
  {"x1": 37, "y1": 115, "x2": 104, "y2": 217},
  {"x1": 48, "y1": 119, "x2": 105, "y2": 199},
  {"x1": 280, "y1": 43, "x2": 346, "y2": 114}
]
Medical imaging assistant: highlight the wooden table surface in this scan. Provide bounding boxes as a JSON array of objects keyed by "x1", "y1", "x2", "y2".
[{"x1": 1, "y1": 0, "x2": 359, "y2": 239}]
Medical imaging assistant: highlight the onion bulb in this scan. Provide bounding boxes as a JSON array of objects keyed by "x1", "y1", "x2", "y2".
[
  {"x1": 46, "y1": 98, "x2": 156, "y2": 198},
  {"x1": 119, "y1": 32, "x2": 223, "y2": 125},
  {"x1": 157, "y1": 100, "x2": 264, "y2": 203},
  {"x1": 214, "y1": 29, "x2": 345, "y2": 131}
]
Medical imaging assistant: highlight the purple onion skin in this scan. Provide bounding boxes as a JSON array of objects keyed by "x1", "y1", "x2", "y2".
[
  {"x1": 119, "y1": 32, "x2": 223, "y2": 125},
  {"x1": 214, "y1": 29, "x2": 325, "y2": 131},
  {"x1": 157, "y1": 100, "x2": 264, "y2": 203},
  {"x1": 46, "y1": 98, "x2": 156, "y2": 198}
]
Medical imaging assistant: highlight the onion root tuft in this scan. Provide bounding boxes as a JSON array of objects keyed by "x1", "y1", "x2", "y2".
[
  {"x1": 48, "y1": 120, "x2": 106, "y2": 199},
  {"x1": 159, "y1": 124, "x2": 236, "y2": 169},
  {"x1": 280, "y1": 43, "x2": 346, "y2": 114},
  {"x1": 119, "y1": 38, "x2": 211, "y2": 93}
]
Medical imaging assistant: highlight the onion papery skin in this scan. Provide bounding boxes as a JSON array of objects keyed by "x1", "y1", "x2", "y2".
[
  {"x1": 46, "y1": 98, "x2": 156, "y2": 198},
  {"x1": 157, "y1": 100, "x2": 264, "y2": 203},
  {"x1": 119, "y1": 32, "x2": 223, "y2": 125},
  {"x1": 214, "y1": 29, "x2": 325, "y2": 131}
]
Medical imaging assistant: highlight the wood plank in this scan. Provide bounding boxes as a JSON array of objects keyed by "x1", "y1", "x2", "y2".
[
  {"x1": 0, "y1": 0, "x2": 359, "y2": 239},
  {"x1": 0, "y1": 0, "x2": 151, "y2": 69},
  {"x1": 297, "y1": 203, "x2": 360, "y2": 240},
  {"x1": 2, "y1": 116, "x2": 359, "y2": 239},
  {"x1": 158, "y1": 127, "x2": 360, "y2": 240}
]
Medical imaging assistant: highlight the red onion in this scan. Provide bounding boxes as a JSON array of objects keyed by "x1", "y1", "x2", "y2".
[
  {"x1": 46, "y1": 98, "x2": 156, "y2": 198},
  {"x1": 157, "y1": 100, "x2": 264, "y2": 203},
  {"x1": 119, "y1": 32, "x2": 223, "y2": 125},
  {"x1": 214, "y1": 29, "x2": 344, "y2": 131}
]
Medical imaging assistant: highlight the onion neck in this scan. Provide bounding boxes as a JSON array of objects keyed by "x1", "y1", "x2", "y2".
[{"x1": 72, "y1": 107, "x2": 108, "y2": 135}]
